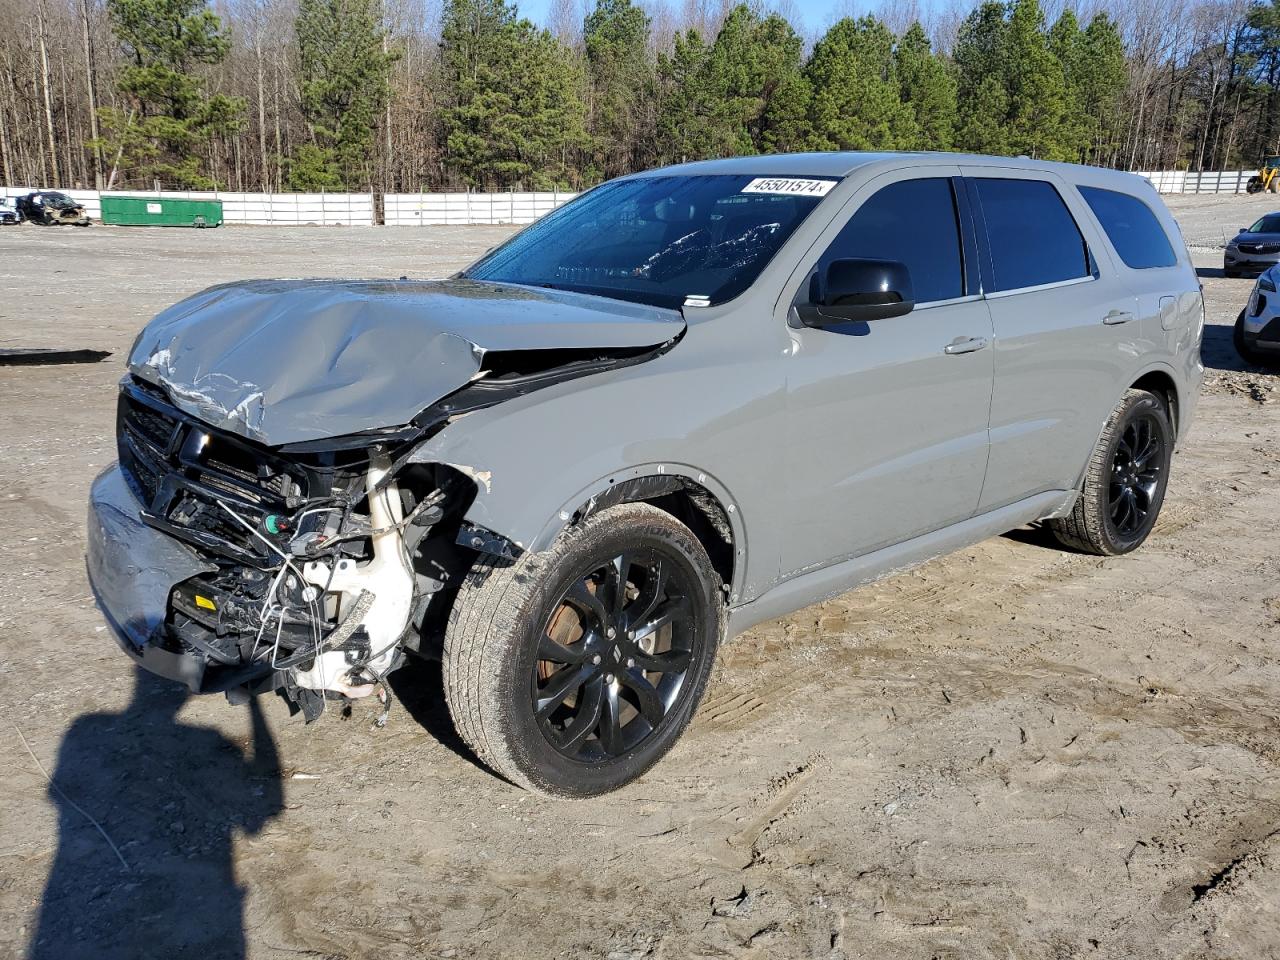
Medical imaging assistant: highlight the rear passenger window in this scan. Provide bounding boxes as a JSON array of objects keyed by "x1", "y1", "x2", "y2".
[
  {"x1": 1079, "y1": 186, "x2": 1177, "y2": 269},
  {"x1": 819, "y1": 178, "x2": 964, "y2": 304},
  {"x1": 974, "y1": 178, "x2": 1091, "y2": 292}
]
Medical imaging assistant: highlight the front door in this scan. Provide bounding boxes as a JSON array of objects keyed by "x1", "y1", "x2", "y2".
[{"x1": 781, "y1": 170, "x2": 994, "y2": 581}]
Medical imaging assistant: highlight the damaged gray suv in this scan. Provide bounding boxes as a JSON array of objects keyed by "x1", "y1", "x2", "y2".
[{"x1": 88, "y1": 153, "x2": 1204, "y2": 796}]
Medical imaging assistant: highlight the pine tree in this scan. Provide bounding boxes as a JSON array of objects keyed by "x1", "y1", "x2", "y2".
[
  {"x1": 1002, "y1": 0, "x2": 1070, "y2": 159},
  {"x1": 96, "y1": 0, "x2": 244, "y2": 187},
  {"x1": 440, "y1": 0, "x2": 588, "y2": 189},
  {"x1": 805, "y1": 17, "x2": 916, "y2": 151},
  {"x1": 1246, "y1": 1, "x2": 1280, "y2": 164},
  {"x1": 655, "y1": 6, "x2": 807, "y2": 162},
  {"x1": 290, "y1": 0, "x2": 398, "y2": 190},
  {"x1": 1079, "y1": 14, "x2": 1127, "y2": 162},
  {"x1": 584, "y1": 0, "x2": 654, "y2": 180},
  {"x1": 751, "y1": 14, "x2": 811, "y2": 153},
  {"x1": 894, "y1": 21, "x2": 956, "y2": 151},
  {"x1": 1048, "y1": 9, "x2": 1088, "y2": 160},
  {"x1": 955, "y1": 0, "x2": 1079, "y2": 160},
  {"x1": 655, "y1": 29, "x2": 710, "y2": 162}
]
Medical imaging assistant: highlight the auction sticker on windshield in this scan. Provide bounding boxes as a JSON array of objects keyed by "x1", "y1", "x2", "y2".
[{"x1": 741, "y1": 178, "x2": 838, "y2": 197}]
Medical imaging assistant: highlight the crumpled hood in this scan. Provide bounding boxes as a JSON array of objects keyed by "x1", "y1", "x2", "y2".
[{"x1": 128, "y1": 277, "x2": 684, "y2": 446}]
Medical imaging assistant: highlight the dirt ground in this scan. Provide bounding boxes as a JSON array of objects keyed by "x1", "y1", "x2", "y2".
[{"x1": 1, "y1": 193, "x2": 1278, "y2": 960}]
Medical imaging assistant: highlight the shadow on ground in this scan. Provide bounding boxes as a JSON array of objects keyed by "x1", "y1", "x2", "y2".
[
  {"x1": 1201, "y1": 323, "x2": 1247, "y2": 372},
  {"x1": 28, "y1": 669, "x2": 281, "y2": 960},
  {"x1": 387, "y1": 654, "x2": 481, "y2": 770}
]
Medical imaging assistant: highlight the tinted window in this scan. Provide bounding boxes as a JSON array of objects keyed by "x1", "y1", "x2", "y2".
[
  {"x1": 1079, "y1": 186, "x2": 1176, "y2": 269},
  {"x1": 817, "y1": 178, "x2": 964, "y2": 304},
  {"x1": 464, "y1": 174, "x2": 832, "y2": 309},
  {"x1": 1248, "y1": 214, "x2": 1280, "y2": 234},
  {"x1": 974, "y1": 178, "x2": 1091, "y2": 292}
]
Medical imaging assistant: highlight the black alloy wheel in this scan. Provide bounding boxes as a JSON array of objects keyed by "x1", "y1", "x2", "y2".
[
  {"x1": 533, "y1": 551, "x2": 695, "y2": 762},
  {"x1": 1048, "y1": 388, "x2": 1173, "y2": 556},
  {"x1": 1107, "y1": 412, "x2": 1164, "y2": 538},
  {"x1": 443, "y1": 502, "x2": 723, "y2": 797}
]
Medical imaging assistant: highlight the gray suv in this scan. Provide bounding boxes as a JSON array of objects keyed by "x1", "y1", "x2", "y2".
[
  {"x1": 88, "y1": 153, "x2": 1204, "y2": 796},
  {"x1": 1224, "y1": 212, "x2": 1280, "y2": 277}
]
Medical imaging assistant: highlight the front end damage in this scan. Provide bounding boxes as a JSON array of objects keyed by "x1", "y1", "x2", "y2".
[
  {"x1": 88, "y1": 277, "x2": 685, "y2": 718},
  {"x1": 88, "y1": 376, "x2": 496, "y2": 719},
  {"x1": 90, "y1": 341, "x2": 675, "y2": 720}
]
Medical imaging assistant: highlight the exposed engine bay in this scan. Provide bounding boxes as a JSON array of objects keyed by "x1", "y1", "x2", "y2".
[
  {"x1": 90, "y1": 275, "x2": 688, "y2": 721},
  {"x1": 17, "y1": 190, "x2": 90, "y2": 226},
  {"x1": 116, "y1": 375, "x2": 479, "y2": 720},
  {"x1": 112, "y1": 329, "x2": 674, "y2": 720}
]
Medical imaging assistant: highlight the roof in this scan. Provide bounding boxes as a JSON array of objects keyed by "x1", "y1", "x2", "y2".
[{"x1": 635, "y1": 151, "x2": 1149, "y2": 188}]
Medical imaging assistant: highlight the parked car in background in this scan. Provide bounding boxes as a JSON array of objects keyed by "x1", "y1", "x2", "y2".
[
  {"x1": 17, "y1": 191, "x2": 90, "y2": 226},
  {"x1": 1235, "y1": 265, "x2": 1280, "y2": 366},
  {"x1": 0, "y1": 196, "x2": 19, "y2": 224},
  {"x1": 88, "y1": 152, "x2": 1204, "y2": 797},
  {"x1": 1224, "y1": 212, "x2": 1280, "y2": 277}
]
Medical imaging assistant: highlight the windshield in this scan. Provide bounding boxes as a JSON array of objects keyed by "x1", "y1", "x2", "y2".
[
  {"x1": 462, "y1": 174, "x2": 837, "y2": 309},
  {"x1": 1248, "y1": 215, "x2": 1280, "y2": 233}
]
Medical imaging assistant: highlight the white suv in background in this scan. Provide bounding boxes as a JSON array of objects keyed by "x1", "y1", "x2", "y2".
[{"x1": 1235, "y1": 266, "x2": 1280, "y2": 366}]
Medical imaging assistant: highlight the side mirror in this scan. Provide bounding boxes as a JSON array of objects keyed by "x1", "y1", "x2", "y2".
[{"x1": 797, "y1": 258, "x2": 915, "y2": 327}]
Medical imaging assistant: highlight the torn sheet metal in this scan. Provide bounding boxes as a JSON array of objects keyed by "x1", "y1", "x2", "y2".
[{"x1": 128, "y1": 277, "x2": 684, "y2": 446}]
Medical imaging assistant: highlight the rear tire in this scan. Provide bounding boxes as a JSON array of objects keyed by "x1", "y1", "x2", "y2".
[
  {"x1": 443, "y1": 502, "x2": 724, "y2": 797},
  {"x1": 1049, "y1": 389, "x2": 1172, "y2": 556}
]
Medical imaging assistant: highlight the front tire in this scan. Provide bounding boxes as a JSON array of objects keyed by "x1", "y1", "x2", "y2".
[
  {"x1": 1049, "y1": 389, "x2": 1173, "y2": 556},
  {"x1": 443, "y1": 502, "x2": 724, "y2": 797},
  {"x1": 1235, "y1": 309, "x2": 1272, "y2": 366}
]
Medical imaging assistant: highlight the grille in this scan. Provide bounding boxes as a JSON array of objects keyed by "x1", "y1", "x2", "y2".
[
  {"x1": 1240, "y1": 242, "x2": 1280, "y2": 254},
  {"x1": 117, "y1": 381, "x2": 309, "y2": 562}
]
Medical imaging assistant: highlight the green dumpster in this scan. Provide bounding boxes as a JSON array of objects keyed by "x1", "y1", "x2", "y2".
[{"x1": 100, "y1": 196, "x2": 223, "y2": 227}]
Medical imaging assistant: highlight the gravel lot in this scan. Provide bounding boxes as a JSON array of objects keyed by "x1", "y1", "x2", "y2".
[{"x1": 1, "y1": 193, "x2": 1278, "y2": 960}]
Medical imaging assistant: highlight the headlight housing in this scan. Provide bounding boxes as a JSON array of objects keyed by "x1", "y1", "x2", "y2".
[{"x1": 1260, "y1": 274, "x2": 1276, "y2": 293}]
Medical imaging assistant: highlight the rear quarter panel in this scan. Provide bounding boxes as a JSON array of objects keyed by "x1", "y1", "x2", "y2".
[{"x1": 1068, "y1": 170, "x2": 1204, "y2": 445}]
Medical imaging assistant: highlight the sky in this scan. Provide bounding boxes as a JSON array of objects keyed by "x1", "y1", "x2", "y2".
[{"x1": 514, "y1": 0, "x2": 953, "y2": 36}]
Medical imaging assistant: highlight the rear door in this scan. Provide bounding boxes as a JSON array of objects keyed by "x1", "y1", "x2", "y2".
[
  {"x1": 780, "y1": 167, "x2": 994, "y2": 579},
  {"x1": 1075, "y1": 183, "x2": 1201, "y2": 367},
  {"x1": 963, "y1": 169, "x2": 1136, "y2": 512}
]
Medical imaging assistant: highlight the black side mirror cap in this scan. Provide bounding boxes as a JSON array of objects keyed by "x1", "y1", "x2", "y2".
[{"x1": 797, "y1": 257, "x2": 915, "y2": 327}]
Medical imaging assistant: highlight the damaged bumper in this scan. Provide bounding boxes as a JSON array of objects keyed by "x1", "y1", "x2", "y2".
[
  {"x1": 89, "y1": 378, "x2": 460, "y2": 714},
  {"x1": 87, "y1": 463, "x2": 216, "y2": 690}
]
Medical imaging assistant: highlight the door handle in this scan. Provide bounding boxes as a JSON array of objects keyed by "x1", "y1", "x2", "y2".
[
  {"x1": 1103, "y1": 309, "x2": 1136, "y2": 325},
  {"x1": 943, "y1": 336, "x2": 989, "y2": 355}
]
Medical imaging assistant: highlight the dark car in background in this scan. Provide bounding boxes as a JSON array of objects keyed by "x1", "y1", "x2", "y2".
[
  {"x1": 17, "y1": 190, "x2": 90, "y2": 226},
  {"x1": 1224, "y1": 212, "x2": 1280, "y2": 277}
]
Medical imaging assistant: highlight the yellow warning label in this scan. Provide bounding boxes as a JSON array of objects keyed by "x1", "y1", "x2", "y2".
[{"x1": 194, "y1": 594, "x2": 216, "y2": 611}]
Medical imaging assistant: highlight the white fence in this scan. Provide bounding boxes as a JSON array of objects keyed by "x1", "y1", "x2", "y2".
[
  {"x1": 384, "y1": 191, "x2": 577, "y2": 225},
  {"x1": 1136, "y1": 170, "x2": 1256, "y2": 195},
  {"x1": 2, "y1": 188, "x2": 375, "y2": 225},
  {"x1": 2, "y1": 173, "x2": 1263, "y2": 227}
]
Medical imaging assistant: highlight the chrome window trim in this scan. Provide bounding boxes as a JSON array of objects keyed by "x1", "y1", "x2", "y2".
[
  {"x1": 913, "y1": 293, "x2": 984, "y2": 311},
  {"x1": 983, "y1": 274, "x2": 1096, "y2": 300}
]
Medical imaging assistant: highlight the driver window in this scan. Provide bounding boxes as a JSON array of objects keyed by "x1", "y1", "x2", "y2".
[{"x1": 816, "y1": 178, "x2": 965, "y2": 305}]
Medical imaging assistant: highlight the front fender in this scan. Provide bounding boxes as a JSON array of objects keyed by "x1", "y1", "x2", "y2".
[
  {"x1": 406, "y1": 331, "x2": 787, "y2": 603},
  {"x1": 534, "y1": 462, "x2": 747, "y2": 594}
]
